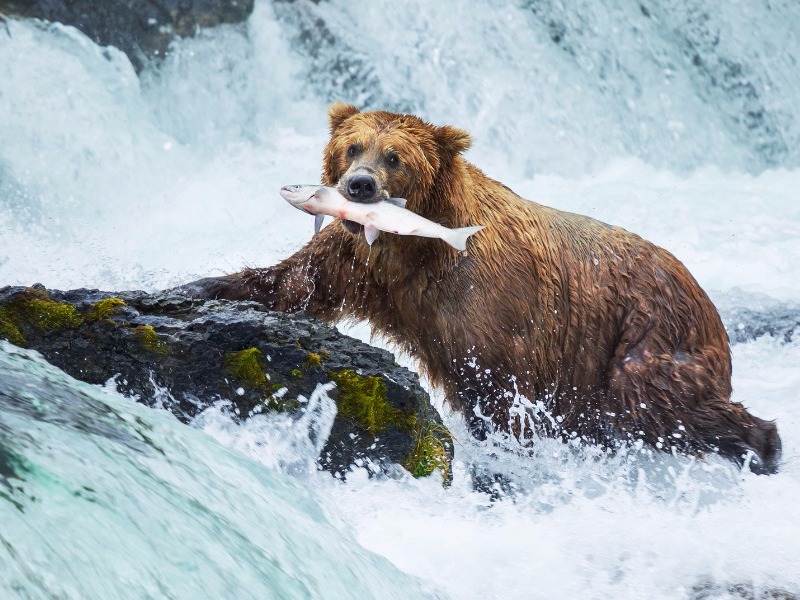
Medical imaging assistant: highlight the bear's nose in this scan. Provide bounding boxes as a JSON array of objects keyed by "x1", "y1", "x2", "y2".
[{"x1": 346, "y1": 174, "x2": 377, "y2": 201}]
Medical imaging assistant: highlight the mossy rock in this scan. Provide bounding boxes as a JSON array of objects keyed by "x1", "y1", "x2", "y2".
[
  {"x1": 22, "y1": 296, "x2": 83, "y2": 331},
  {"x1": 134, "y1": 325, "x2": 167, "y2": 354},
  {"x1": 328, "y1": 369, "x2": 416, "y2": 434},
  {"x1": 223, "y1": 348, "x2": 268, "y2": 388},
  {"x1": 222, "y1": 348, "x2": 298, "y2": 414},
  {"x1": 303, "y1": 352, "x2": 323, "y2": 368},
  {"x1": 0, "y1": 306, "x2": 26, "y2": 346},
  {"x1": 0, "y1": 288, "x2": 85, "y2": 346},
  {"x1": 0, "y1": 286, "x2": 453, "y2": 483},
  {"x1": 323, "y1": 368, "x2": 453, "y2": 482},
  {"x1": 86, "y1": 297, "x2": 126, "y2": 322},
  {"x1": 404, "y1": 423, "x2": 454, "y2": 484}
]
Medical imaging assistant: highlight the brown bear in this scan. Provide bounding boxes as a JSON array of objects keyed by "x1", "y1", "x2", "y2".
[{"x1": 182, "y1": 103, "x2": 781, "y2": 474}]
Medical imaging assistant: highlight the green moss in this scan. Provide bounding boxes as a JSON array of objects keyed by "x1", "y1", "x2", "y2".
[
  {"x1": 328, "y1": 368, "x2": 451, "y2": 480},
  {"x1": 403, "y1": 423, "x2": 453, "y2": 484},
  {"x1": 289, "y1": 368, "x2": 303, "y2": 380},
  {"x1": 134, "y1": 325, "x2": 167, "y2": 354},
  {"x1": 328, "y1": 369, "x2": 415, "y2": 434},
  {"x1": 86, "y1": 297, "x2": 126, "y2": 321},
  {"x1": 264, "y1": 395, "x2": 300, "y2": 413},
  {"x1": 0, "y1": 306, "x2": 26, "y2": 346},
  {"x1": 21, "y1": 296, "x2": 83, "y2": 331},
  {"x1": 0, "y1": 290, "x2": 84, "y2": 345},
  {"x1": 223, "y1": 349, "x2": 303, "y2": 414},
  {"x1": 223, "y1": 348, "x2": 267, "y2": 388},
  {"x1": 304, "y1": 352, "x2": 323, "y2": 368}
]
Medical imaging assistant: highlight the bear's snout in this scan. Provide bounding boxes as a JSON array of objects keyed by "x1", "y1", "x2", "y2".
[{"x1": 346, "y1": 174, "x2": 378, "y2": 202}]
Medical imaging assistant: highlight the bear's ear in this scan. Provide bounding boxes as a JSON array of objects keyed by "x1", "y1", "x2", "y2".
[
  {"x1": 435, "y1": 125, "x2": 472, "y2": 155},
  {"x1": 328, "y1": 102, "x2": 360, "y2": 134}
]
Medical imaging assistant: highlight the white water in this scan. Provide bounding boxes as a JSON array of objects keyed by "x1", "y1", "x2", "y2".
[{"x1": 2, "y1": 2, "x2": 800, "y2": 597}]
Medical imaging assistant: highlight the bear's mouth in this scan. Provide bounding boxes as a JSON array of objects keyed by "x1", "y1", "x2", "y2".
[{"x1": 338, "y1": 185, "x2": 389, "y2": 235}]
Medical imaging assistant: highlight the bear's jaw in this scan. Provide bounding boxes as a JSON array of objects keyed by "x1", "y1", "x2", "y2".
[{"x1": 341, "y1": 220, "x2": 363, "y2": 235}]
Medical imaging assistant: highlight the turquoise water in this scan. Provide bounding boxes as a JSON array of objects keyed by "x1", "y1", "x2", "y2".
[{"x1": 0, "y1": 343, "x2": 441, "y2": 599}]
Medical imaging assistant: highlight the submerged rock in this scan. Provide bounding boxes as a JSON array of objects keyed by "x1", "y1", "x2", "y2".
[
  {"x1": 0, "y1": 0, "x2": 254, "y2": 71},
  {"x1": 0, "y1": 285, "x2": 453, "y2": 482},
  {"x1": 689, "y1": 578, "x2": 798, "y2": 600},
  {"x1": 721, "y1": 304, "x2": 800, "y2": 345}
]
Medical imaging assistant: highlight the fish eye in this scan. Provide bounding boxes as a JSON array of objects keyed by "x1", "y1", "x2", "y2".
[
  {"x1": 347, "y1": 144, "x2": 360, "y2": 158},
  {"x1": 386, "y1": 152, "x2": 400, "y2": 168}
]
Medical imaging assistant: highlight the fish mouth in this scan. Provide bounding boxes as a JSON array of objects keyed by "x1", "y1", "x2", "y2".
[{"x1": 279, "y1": 185, "x2": 313, "y2": 206}]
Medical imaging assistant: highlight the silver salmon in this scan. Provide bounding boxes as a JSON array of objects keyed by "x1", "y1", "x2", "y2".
[{"x1": 280, "y1": 185, "x2": 483, "y2": 251}]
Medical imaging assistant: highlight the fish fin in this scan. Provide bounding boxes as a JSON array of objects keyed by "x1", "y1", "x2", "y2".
[
  {"x1": 364, "y1": 224, "x2": 380, "y2": 246},
  {"x1": 386, "y1": 197, "x2": 407, "y2": 208},
  {"x1": 314, "y1": 214, "x2": 325, "y2": 234},
  {"x1": 444, "y1": 225, "x2": 484, "y2": 252}
]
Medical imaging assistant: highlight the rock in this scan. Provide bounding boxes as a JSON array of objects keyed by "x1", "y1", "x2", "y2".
[
  {"x1": 721, "y1": 304, "x2": 800, "y2": 345},
  {"x1": 0, "y1": 0, "x2": 254, "y2": 71},
  {"x1": 0, "y1": 285, "x2": 453, "y2": 482},
  {"x1": 689, "y1": 578, "x2": 798, "y2": 600},
  {"x1": 269, "y1": 0, "x2": 413, "y2": 113}
]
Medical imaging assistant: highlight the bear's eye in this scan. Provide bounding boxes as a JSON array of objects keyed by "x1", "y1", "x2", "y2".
[
  {"x1": 386, "y1": 152, "x2": 400, "y2": 168},
  {"x1": 346, "y1": 144, "x2": 360, "y2": 158}
]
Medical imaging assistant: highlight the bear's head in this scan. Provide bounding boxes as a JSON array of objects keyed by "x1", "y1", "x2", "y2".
[{"x1": 321, "y1": 103, "x2": 472, "y2": 234}]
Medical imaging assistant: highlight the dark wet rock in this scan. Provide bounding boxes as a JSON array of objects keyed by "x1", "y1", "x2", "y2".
[
  {"x1": 269, "y1": 0, "x2": 414, "y2": 113},
  {"x1": 0, "y1": 285, "x2": 452, "y2": 482},
  {"x1": 690, "y1": 579, "x2": 798, "y2": 600},
  {"x1": 0, "y1": 0, "x2": 254, "y2": 71},
  {"x1": 721, "y1": 305, "x2": 800, "y2": 344}
]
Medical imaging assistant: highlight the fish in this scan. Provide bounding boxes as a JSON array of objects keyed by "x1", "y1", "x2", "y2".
[{"x1": 279, "y1": 185, "x2": 484, "y2": 251}]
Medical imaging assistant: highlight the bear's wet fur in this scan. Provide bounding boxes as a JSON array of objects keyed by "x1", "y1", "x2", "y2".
[{"x1": 186, "y1": 103, "x2": 781, "y2": 474}]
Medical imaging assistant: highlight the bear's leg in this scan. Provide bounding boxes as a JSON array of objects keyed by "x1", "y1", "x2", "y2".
[
  {"x1": 172, "y1": 226, "x2": 366, "y2": 320},
  {"x1": 450, "y1": 381, "x2": 516, "y2": 441},
  {"x1": 703, "y1": 413, "x2": 782, "y2": 474},
  {"x1": 607, "y1": 329, "x2": 781, "y2": 474},
  {"x1": 453, "y1": 384, "x2": 498, "y2": 441}
]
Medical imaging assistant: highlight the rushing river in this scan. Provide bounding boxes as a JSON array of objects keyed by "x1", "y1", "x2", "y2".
[{"x1": 1, "y1": 1, "x2": 799, "y2": 598}]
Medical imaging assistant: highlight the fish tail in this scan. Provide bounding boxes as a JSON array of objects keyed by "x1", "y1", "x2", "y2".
[{"x1": 445, "y1": 225, "x2": 484, "y2": 251}]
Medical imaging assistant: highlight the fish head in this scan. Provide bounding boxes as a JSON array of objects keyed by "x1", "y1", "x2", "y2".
[{"x1": 279, "y1": 185, "x2": 320, "y2": 211}]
